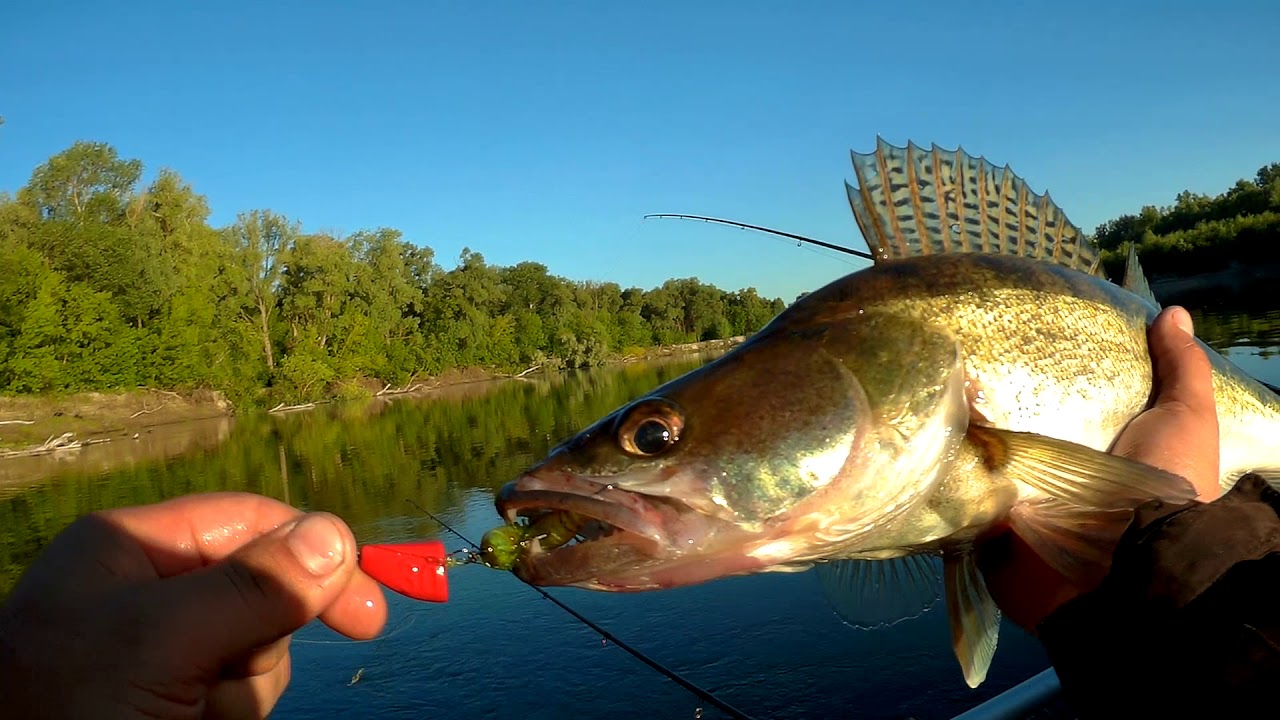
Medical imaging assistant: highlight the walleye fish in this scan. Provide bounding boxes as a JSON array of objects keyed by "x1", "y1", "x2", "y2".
[{"x1": 486, "y1": 139, "x2": 1280, "y2": 687}]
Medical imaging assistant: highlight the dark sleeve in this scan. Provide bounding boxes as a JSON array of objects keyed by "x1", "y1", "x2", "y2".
[{"x1": 1036, "y1": 473, "x2": 1280, "y2": 718}]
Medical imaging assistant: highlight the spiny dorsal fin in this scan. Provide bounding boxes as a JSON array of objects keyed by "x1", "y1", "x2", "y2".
[
  {"x1": 1122, "y1": 241, "x2": 1160, "y2": 308},
  {"x1": 845, "y1": 137, "x2": 1106, "y2": 278}
]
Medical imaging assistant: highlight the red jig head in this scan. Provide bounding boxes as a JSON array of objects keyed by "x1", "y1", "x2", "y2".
[{"x1": 358, "y1": 541, "x2": 450, "y2": 603}]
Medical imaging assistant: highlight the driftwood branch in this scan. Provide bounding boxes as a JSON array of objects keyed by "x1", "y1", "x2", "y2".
[
  {"x1": 376, "y1": 382, "x2": 426, "y2": 397},
  {"x1": 0, "y1": 419, "x2": 35, "y2": 426},
  {"x1": 129, "y1": 402, "x2": 168, "y2": 419},
  {"x1": 0, "y1": 432, "x2": 112, "y2": 459},
  {"x1": 268, "y1": 402, "x2": 318, "y2": 414},
  {"x1": 502, "y1": 364, "x2": 542, "y2": 380},
  {"x1": 376, "y1": 372, "x2": 429, "y2": 396}
]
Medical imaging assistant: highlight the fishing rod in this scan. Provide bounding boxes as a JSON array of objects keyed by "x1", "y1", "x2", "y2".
[
  {"x1": 402, "y1": 500, "x2": 759, "y2": 720},
  {"x1": 643, "y1": 213, "x2": 875, "y2": 261},
  {"x1": 644, "y1": 213, "x2": 1280, "y2": 398}
]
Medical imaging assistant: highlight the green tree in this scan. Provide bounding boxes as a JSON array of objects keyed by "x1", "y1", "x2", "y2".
[
  {"x1": 225, "y1": 210, "x2": 295, "y2": 373},
  {"x1": 0, "y1": 141, "x2": 788, "y2": 406},
  {"x1": 20, "y1": 141, "x2": 142, "y2": 224}
]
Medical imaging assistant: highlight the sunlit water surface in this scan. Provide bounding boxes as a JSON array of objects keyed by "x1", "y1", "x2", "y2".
[{"x1": 2, "y1": 300, "x2": 1277, "y2": 720}]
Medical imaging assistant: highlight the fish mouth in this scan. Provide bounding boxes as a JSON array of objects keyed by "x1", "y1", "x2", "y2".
[{"x1": 494, "y1": 471, "x2": 714, "y2": 588}]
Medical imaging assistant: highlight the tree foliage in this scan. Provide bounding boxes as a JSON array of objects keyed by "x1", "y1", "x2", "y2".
[
  {"x1": 1094, "y1": 161, "x2": 1280, "y2": 278},
  {"x1": 0, "y1": 142, "x2": 786, "y2": 406}
]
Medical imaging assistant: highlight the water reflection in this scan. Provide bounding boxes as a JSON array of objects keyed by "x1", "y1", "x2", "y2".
[
  {"x1": 0, "y1": 354, "x2": 721, "y2": 597},
  {"x1": 0, "y1": 415, "x2": 236, "y2": 500},
  {"x1": 1176, "y1": 283, "x2": 1280, "y2": 387}
]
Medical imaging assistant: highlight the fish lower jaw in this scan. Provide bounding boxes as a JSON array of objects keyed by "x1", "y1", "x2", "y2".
[
  {"x1": 550, "y1": 548, "x2": 774, "y2": 591},
  {"x1": 511, "y1": 521, "x2": 771, "y2": 590}
]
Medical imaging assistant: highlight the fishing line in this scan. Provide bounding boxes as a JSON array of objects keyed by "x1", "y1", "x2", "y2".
[
  {"x1": 791, "y1": 241, "x2": 863, "y2": 267},
  {"x1": 406, "y1": 499, "x2": 760, "y2": 720}
]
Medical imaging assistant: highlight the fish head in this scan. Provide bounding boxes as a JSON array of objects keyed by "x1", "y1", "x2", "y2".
[{"x1": 494, "y1": 322, "x2": 960, "y2": 591}]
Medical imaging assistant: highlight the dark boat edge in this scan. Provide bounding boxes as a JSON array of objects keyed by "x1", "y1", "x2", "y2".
[{"x1": 948, "y1": 668, "x2": 1075, "y2": 720}]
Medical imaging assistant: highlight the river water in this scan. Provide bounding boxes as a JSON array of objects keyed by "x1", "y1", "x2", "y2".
[{"x1": 2, "y1": 301, "x2": 1278, "y2": 720}]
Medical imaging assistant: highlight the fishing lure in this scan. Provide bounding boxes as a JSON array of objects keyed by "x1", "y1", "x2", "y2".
[
  {"x1": 358, "y1": 540, "x2": 454, "y2": 602},
  {"x1": 359, "y1": 512, "x2": 585, "y2": 602},
  {"x1": 479, "y1": 511, "x2": 586, "y2": 570}
]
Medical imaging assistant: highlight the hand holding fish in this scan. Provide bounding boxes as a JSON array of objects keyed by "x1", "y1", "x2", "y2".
[
  {"x1": 976, "y1": 305, "x2": 1224, "y2": 632},
  {"x1": 0, "y1": 493, "x2": 388, "y2": 720},
  {"x1": 990, "y1": 307, "x2": 1280, "y2": 718},
  {"x1": 1109, "y1": 306, "x2": 1222, "y2": 502}
]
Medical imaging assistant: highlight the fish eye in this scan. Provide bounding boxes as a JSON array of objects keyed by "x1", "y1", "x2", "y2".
[{"x1": 616, "y1": 401, "x2": 684, "y2": 457}]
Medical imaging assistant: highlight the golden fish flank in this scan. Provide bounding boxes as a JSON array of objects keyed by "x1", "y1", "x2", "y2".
[{"x1": 487, "y1": 139, "x2": 1280, "y2": 689}]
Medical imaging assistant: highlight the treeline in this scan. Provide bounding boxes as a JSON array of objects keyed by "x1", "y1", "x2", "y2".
[
  {"x1": 1095, "y1": 161, "x2": 1280, "y2": 278},
  {"x1": 0, "y1": 142, "x2": 785, "y2": 407}
]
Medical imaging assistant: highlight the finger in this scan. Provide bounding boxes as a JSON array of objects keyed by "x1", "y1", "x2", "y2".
[
  {"x1": 318, "y1": 569, "x2": 388, "y2": 640},
  {"x1": 7, "y1": 494, "x2": 307, "y2": 605},
  {"x1": 1112, "y1": 306, "x2": 1221, "y2": 499},
  {"x1": 139, "y1": 512, "x2": 359, "y2": 674},
  {"x1": 4, "y1": 512, "x2": 159, "y2": 602},
  {"x1": 100, "y1": 492, "x2": 387, "y2": 638},
  {"x1": 1149, "y1": 306, "x2": 1218, "y2": 420},
  {"x1": 222, "y1": 636, "x2": 292, "y2": 680},
  {"x1": 205, "y1": 652, "x2": 292, "y2": 720},
  {"x1": 97, "y1": 492, "x2": 305, "y2": 576}
]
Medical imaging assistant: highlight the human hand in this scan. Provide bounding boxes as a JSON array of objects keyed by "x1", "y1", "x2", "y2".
[
  {"x1": 0, "y1": 492, "x2": 388, "y2": 720},
  {"x1": 977, "y1": 305, "x2": 1222, "y2": 631},
  {"x1": 1108, "y1": 306, "x2": 1221, "y2": 501}
]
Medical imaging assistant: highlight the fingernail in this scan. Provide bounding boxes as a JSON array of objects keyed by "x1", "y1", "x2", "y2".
[
  {"x1": 286, "y1": 514, "x2": 345, "y2": 576},
  {"x1": 1170, "y1": 306, "x2": 1194, "y2": 336}
]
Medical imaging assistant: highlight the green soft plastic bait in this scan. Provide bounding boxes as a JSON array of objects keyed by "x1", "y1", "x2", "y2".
[
  {"x1": 479, "y1": 511, "x2": 587, "y2": 570},
  {"x1": 479, "y1": 524, "x2": 526, "y2": 570},
  {"x1": 526, "y1": 511, "x2": 585, "y2": 550}
]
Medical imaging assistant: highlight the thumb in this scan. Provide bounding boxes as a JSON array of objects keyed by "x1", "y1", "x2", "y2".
[
  {"x1": 141, "y1": 512, "x2": 359, "y2": 675},
  {"x1": 1148, "y1": 306, "x2": 1217, "y2": 420},
  {"x1": 1111, "y1": 305, "x2": 1221, "y2": 500}
]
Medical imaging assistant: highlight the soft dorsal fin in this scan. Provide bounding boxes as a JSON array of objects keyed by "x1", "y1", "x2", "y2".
[
  {"x1": 1122, "y1": 241, "x2": 1160, "y2": 308},
  {"x1": 845, "y1": 138, "x2": 1106, "y2": 278}
]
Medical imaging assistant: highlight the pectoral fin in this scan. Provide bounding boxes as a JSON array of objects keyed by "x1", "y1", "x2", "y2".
[
  {"x1": 816, "y1": 555, "x2": 943, "y2": 630},
  {"x1": 967, "y1": 425, "x2": 1197, "y2": 508},
  {"x1": 944, "y1": 549, "x2": 1000, "y2": 688},
  {"x1": 1008, "y1": 498, "x2": 1133, "y2": 589}
]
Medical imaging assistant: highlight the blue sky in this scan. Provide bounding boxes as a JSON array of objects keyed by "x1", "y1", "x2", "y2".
[{"x1": 3, "y1": 0, "x2": 1279, "y2": 302}]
